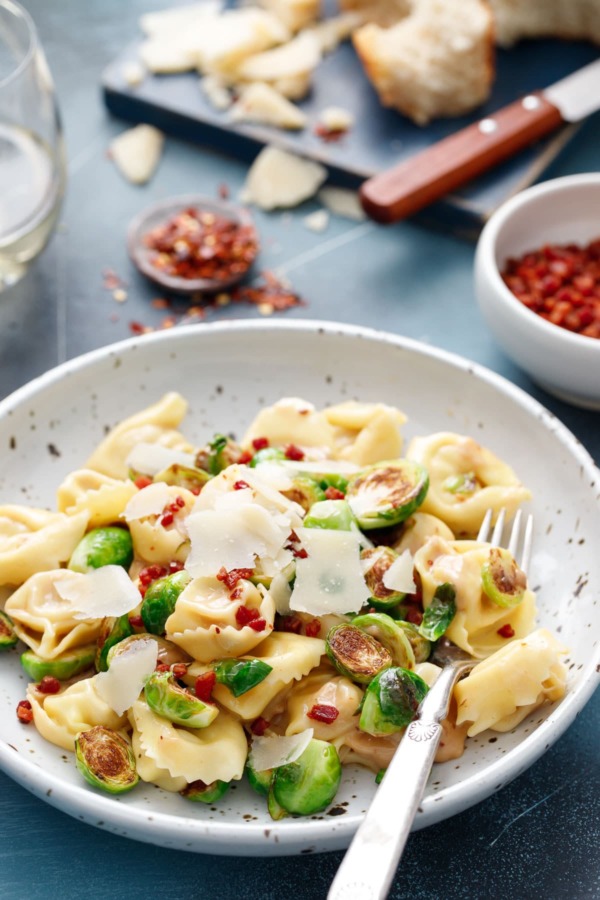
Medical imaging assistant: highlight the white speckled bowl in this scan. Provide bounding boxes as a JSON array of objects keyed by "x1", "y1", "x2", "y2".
[
  {"x1": 475, "y1": 173, "x2": 600, "y2": 410},
  {"x1": 0, "y1": 320, "x2": 598, "y2": 856}
]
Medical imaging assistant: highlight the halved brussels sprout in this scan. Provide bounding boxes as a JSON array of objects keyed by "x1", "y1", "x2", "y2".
[
  {"x1": 154, "y1": 463, "x2": 211, "y2": 493},
  {"x1": 249, "y1": 447, "x2": 287, "y2": 467},
  {"x1": 213, "y1": 658, "x2": 273, "y2": 697},
  {"x1": 95, "y1": 614, "x2": 133, "y2": 672},
  {"x1": 395, "y1": 621, "x2": 431, "y2": 663},
  {"x1": 267, "y1": 786, "x2": 287, "y2": 821},
  {"x1": 361, "y1": 546, "x2": 406, "y2": 610},
  {"x1": 68, "y1": 526, "x2": 134, "y2": 573},
  {"x1": 359, "y1": 667, "x2": 429, "y2": 736},
  {"x1": 196, "y1": 434, "x2": 244, "y2": 475},
  {"x1": 107, "y1": 633, "x2": 191, "y2": 668},
  {"x1": 141, "y1": 569, "x2": 191, "y2": 635},
  {"x1": 246, "y1": 757, "x2": 272, "y2": 797},
  {"x1": 181, "y1": 779, "x2": 230, "y2": 803},
  {"x1": 282, "y1": 476, "x2": 326, "y2": 512},
  {"x1": 419, "y1": 583, "x2": 456, "y2": 642},
  {"x1": 481, "y1": 548, "x2": 526, "y2": 608},
  {"x1": 346, "y1": 460, "x2": 429, "y2": 530},
  {"x1": 326, "y1": 623, "x2": 391, "y2": 684},
  {"x1": 271, "y1": 739, "x2": 342, "y2": 816},
  {"x1": 303, "y1": 499, "x2": 355, "y2": 531},
  {"x1": 144, "y1": 671, "x2": 219, "y2": 728},
  {"x1": 0, "y1": 610, "x2": 17, "y2": 649},
  {"x1": 318, "y1": 474, "x2": 349, "y2": 495},
  {"x1": 21, "y1": 644, "x2": 96, "y2": 681},
  {"x1": 351, "y1": 613, "x2": 416, "y2": 669},
  {"x1": 75, "y1": 726, "x2": 138, "y2": 794},
  {"x1": 442, "y1": 471, "x2": 478, "y2": 495}
]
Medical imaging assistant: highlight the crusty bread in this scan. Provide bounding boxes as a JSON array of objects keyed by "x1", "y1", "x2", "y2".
[
  {"x1": 489, "y1": 0, "x2": 600, "y2": 46},
  {"x1": 353, "y1": 0, "x2": 494, "y2": 125},
  {"x1": 338, "y1": 0, "x2": 412, "y2": 27}
]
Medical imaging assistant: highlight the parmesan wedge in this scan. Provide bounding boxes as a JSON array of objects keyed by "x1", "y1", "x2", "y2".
[
  {"x1": 200, "y1": 75, "x2": 233, "y2": 111},
  {"x1": 318, "y1": 186, "x2": 366, "y2": 221},
  {"x1": 257, "y1": 0, "x2": 320, "y2": 33},
  {"x1": 241, "y1": 146, "x2": 327, "y2": 210},
  {"x1": 382, "y1": 550, "x2": 417, "y2": 594},
  {"x1": 140, "y1": 2, "x2": 223, "y2": 38},
  {"x1": 317, "y1": 106, "x2": 355, "y2": 133},
  {"x1": 290, "y1": 527, "x2": 370, "y2": 616},
  {"x1": 231, "y1": 82, "x2": 306, "y2": 130},
  {"x1": 308, "y1": 12, "x2": 363, "y2": 53},
  {"x1": 55, "y1": 566, "x2": 142, "y2": 621},
  {"x1": 237, "y1": 30, "x2": 321, "y2": 83},
  {"x1": 197, "y1": 9, "x2": 290, "y2": 79},
  {"x1": 109, "y1": 125, "x2": 164, "y2": 185}
]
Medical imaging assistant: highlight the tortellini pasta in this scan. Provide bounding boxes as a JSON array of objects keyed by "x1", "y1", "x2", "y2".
[
  {"x1": 285, "y1": 669, "x2": 363, "y2": 742},
  {"x1": 391, "y1": 511, "x2": 455, "y2": 556},
  {"x1": 57, "y1": 469, "x2": 137, "y2": 528},
  {"x1": 127, "y1": 484, "x2": 196, "y2": 565},
  {"x1": 323, "y1": 401, "x2": 406, "y2": 466},
  {"x1": 406, "y1": 432, "x2": 531, "y2": 535},
  {"x1": 0, "y1": 506, "x2": 89, "y2": 587}
]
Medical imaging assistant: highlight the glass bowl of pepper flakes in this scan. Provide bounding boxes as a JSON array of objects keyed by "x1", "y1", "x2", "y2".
[
  {"x1": 127, "y1": 195, "x2": 259, "y2": 295},
  {"x1": 475, "y1": 173, "x2": 600, "y2": 410}
]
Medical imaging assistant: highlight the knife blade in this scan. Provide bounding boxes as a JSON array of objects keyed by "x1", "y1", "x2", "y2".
[{"x1": 359, "y1": 58, "x2": 600, "y2": 225}]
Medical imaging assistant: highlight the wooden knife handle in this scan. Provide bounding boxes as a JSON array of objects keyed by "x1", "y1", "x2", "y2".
[{"x1": 360, "y1": 92, "x2": 565, "y2": 224}]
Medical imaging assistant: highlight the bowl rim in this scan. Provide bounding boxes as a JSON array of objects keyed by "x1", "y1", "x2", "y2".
[{"x1": 477, "y1": 172, "x2": 600, "y2": 352}]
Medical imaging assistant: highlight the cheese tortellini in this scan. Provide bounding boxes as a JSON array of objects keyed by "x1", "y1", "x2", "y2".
[
  {"x1": 0, "y1": 506, "x2": 89, "y2": 587},
  {"x1": 57, "y1": 469, "x2": 137, "y2": 528}
]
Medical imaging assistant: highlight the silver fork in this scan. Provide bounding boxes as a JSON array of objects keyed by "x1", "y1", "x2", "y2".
[{"x1": 328, "y1": 508, "x2": 533, "y2": 900}]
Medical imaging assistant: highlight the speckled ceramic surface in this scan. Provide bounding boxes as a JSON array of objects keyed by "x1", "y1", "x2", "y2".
[{"x1": 0, "y1": 320, "x2": 598, "y2": 857}]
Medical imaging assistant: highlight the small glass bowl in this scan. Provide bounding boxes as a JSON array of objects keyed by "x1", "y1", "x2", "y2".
[{"x1": 127, "y1": 194, "x2": 258, "y2": 295}]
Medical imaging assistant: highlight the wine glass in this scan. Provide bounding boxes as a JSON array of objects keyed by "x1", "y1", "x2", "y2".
[{"x1": 0, "y1": 0, "x2": 66, "y2": 289}]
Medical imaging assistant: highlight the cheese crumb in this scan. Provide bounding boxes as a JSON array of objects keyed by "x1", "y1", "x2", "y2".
[{"x1": 109, "y1": 125, "x2": 164, "y2": 185}]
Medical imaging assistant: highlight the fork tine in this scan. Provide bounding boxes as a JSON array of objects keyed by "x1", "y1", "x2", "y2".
[
  {"x1": 478, "y1": 507, "x2": 533, "y2": 574},
  {"x1": 477, "y1": 508, "x2": 493, "y2": 542},
  {"x1": 507, "y1": 508, "x2": 523, "y2": 558},
  {"x1": 520, "y1": 513, "x2": 534, "y2": 574},
  {"x1": 491, "y1": 507, "x2": 506, "y2": 547}
]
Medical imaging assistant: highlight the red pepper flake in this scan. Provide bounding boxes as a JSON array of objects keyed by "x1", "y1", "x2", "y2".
[
  {"x1": 139, "y1": 564, "x2": 168, "y2": 595},
  {"x1": 238, "y1": 450, "x2": 253, "y2": 464},
  {"x1": 160, "y1": 511, "x2": 174, "y2": 527},
  {"x1": 216, "y1": 566, "x2": 254, "y2": 591},
  {"x1": 291, "y1": 546, "x2": 308, "y2": 559},
  {"x1": 248, "y1": 617, "x2": 267, "y2": 632},
  {"x1": 171, "y1": 663, "x2": 188, "y2": 679},
  {"x1": 102, "y1": 268, "x2": 126, "y2": 291},
  {"x1": 252, "y1": 436, "x2": 269, "y2": 451},
  {"x1": 234, "y1": 480, "x2": 251, "y2": 490},
  {"x1": 284, "y1": 443, "x2": 305, "y2": 461},
  {"x1": 151, "y1": 297, "x2": 170, "y2": 309},
  {"x1": 324, "y1": 486, "x2": 345, "y2": 500},
  {"x1": 305, "y1": 619, "x2": 321, "y2": 638},
  {"x1": 155, "y1": 662, "x2": 171, "y2": 673},
  {"x1": 497, "y1": 623, "x2": 515, "y2": 638},
  {"x1": 129, "y1": 614, "x2": 144, "y2": 629},
  {"x1": 231, "y1": 271, "x2": 306, "y2": 312},
  {"x1": 307, "y1": 704, "x2": 339, "y2": 723},
  {"x1": 37, "y1": 676, "x2": 61, "y2": 695},
  {"x1": 168, "y1": 560, "x2": 184, "y2": 574},
  {"x1": 134, "y1": 475, "x2": 153, "y2": 490},
  {"x1": 314, "y1": 123, "x2": 347, "y2": 143},
  {"x1": 251, "y1": 716, "x2": 269, "y2": 736},
  {"x1": 235, "y1": 605, "x2": 261, "y2": 626},
  {"x1": 405, "y1": 606, "x2": 423, "y2": 626},
  {"x1": 195, "y1": 671, "x2": 216, "y2": 702},
  {"x1": 502, "y1": 238, "x2": 600, "y2": 339},
  {"x1": 142, "y1": 206, "x2": 258, "y2": 284},
  {"x1": 279, "y1": 615, "x2": 303, "y2": 634},
  {"x1": 16, "y1": 700, "x2": 33, "y2": 723}
]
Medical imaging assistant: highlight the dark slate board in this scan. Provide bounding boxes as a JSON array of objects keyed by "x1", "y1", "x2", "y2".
[{"x1": 102, "y1": 27, "x2": 599, "y2": 237}]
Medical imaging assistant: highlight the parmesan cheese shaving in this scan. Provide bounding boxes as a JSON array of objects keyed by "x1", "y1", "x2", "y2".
[
  {"x1": 237, "y1": 31, "x2": 321, "y2": 82},
  {"x1": 123, "y1": 481, "x2": 173, "y2": 521},
  {"x1": 318, "y1": 186, "x2": 366, "y2": 221},
  {"x1": 55, "y1": 566, "x2": 142, "y2": 621},
  {"x1": 303, "y1": 209, "x2": 330, "y2": 233},
  {"x1": 249, "y1": 728, "x2": 313, "y2": 771},
  {"x1": 241, "y1": 145, "x2": 327, "y2": 210},
  {"x1": 109, "y1": 125, "x2": 164, "y2": 185},
  {"x1": 317, "y1": 106, "x2": 355, "y2": 132},
  {"x1": 231, "y1": 81, "x2": 306, "y2": 130},
  {"x1": 290, "y1": 527, "x2": 370, "y2": 616},
  {"x1": 125, "y1": 442, "x2": 196, "y2": 476},
  {"x1": 140, "y1": 2, "x2": 223, "y2": 38},
  {"x1": 382, "y1": 550, "x2": 416, "y2": 594},
  {"x1": 268, "y1": 572, "x2": 293, "y2": 614},
  {"x1": 200, "y1": 75, "x2": 233, "y2": 110},
  {"x1": 95, "y1": 638, "x2": 158, "y2": 715}
]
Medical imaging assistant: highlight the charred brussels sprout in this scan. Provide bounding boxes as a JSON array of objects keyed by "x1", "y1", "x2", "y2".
[
  {"x1": 246, "y1": 757, "x2": 273, "y2": 797},
  {"x1": 95, "y1": 614, "x2": 133, "y2": 672},
  {"x1": 144, "y1": 671, "x2": 218, "y2": 728},
  {"x1": 271, "y1": 739, "x2": 342, "y2": 816},
  {"x1": 481, "y1": 548, "x2": 526, "y2": 608},
  {"x1": 213, "y1": 658, "x2": 273, "y2": 697},
  {"x1": 346, "y1": 460, "x2": 429, "y2": 530},
  {"x1": 181, "y1": 779, "x2": 230, "y2": 803},
  {"x1": 107, "y1": 633, "x2": 191, "y2": 668},
  {"x1": 196, "y1": 434, "x2": 244, "y2": 475},
  {"x1": 154, "y1": 463, "x2": 211, "y2": 493},
  {"x1": 396, "y1": 621, "x2": 431, "y2": 663},
  {"x1": 419, "y1": 583, "x2": 456, "y2": 642},
  {"x1": 361, "y1": 546, "x2": 407, "y2": 610},
  {"x1": 282, "y1": 476, "x2": 326, "y2": 512},
  {"x1": 0, "y1": 610, "x2": 17, "y2": 649},
  {"x1": 75, "y1": 726, "x2": 138, "y2": 794},
  {"x1": 351, "y1": 613, "x2": 416, "y2": 669},
  {"x1": 359, "y1": 667, "x2": 429, "y2": 736},
  {"x1": 141, "y1": 569, "x2": 191, "y2": 635},
  {"x1": 303, "y1": 499, "x2": 355, "y2": 531},
  {"x1": 68, "y1": 526, "x2": 133, "y2": 573},
  {"x1": 326, "y1": 623, "x2": 391, "y2": 684},
  {"x1": 249, "y1": 447, "x2": 287, "y2": 467},
  {"x1": 22, "y1": 645, "x2": 96, "y2": 681},
  {"x1": 318, "y1": 474, "x2": 348, "y2": 494}
]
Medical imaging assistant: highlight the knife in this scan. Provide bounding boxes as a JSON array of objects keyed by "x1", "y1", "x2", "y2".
[{"x1": 359, "y1": 58, "x2": 600, "y2": 224}]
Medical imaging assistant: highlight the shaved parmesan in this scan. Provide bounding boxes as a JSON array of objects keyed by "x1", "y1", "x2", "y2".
[
  {"x1": 271, "y1": 71, "x2": 312, "y2": 100},
  {"x1": 414, "y1": 661, "x2": 442, "y2": 688},
  {"x1": 290, "y1": 527, "x2": 370, "y2": 616},
  {"x1": 200, "y1": 75, "x2": 233, "y2": 111},
  {"x1": 309, "y1": 13, "x2": 362, "y2": 53},
  {"x1": 95, "y1": 638, "x2": 158, "y2": 715},
  {"x1": 251, "y1": 461, "x2": 294, "y2": 492},
  {"x1": 122, "y1": 61, "x2": 145, "y2": 87},
  {"x1": 303, "y1": 209, "x2": 329, "y2": 233},
  {"x1": 55, "y1": 566, "x2": 141, "y2": 621},
  {"x1": 185, "y1": 503, "x2": 289, "y2": 577},
  {"x1": 257, "y1": 0, "x2": 320, "y2": 33},
  {"x1": 318, "y1": 186, "x2": 366, "y2": 221},
  {"x1": 237, "y1": 31, "x2": 321, "y2": 82},
  {"x1": 317, "y1": 106, "x2": 354, "y2": 133},
  {"x1": 231, "y1": 82, "x2": 306, "y2": 130},
  {"x1": 196, "y1": 9, "x2": 290, "y2": 79},
  {"x1": 140, "y1": 3, "x2": 222, "y2": 38},
  {"x1": 126, "y1": 442, "x2": 196, "y2": 476},
  {"x1": 268, "y1": 572, "x2": 293, "y2": 614},
  {"x1": 249, "y1": 728, "x2": 313, "y2": 771},
  {"x1": 241, "y1": 146, "x2": 326, "y2": 210},
  {"x1": 123, "y1": 481, "x2": 172, "y2": 521},
  {"x1": 281, "y1": 458, "x2": 360, "y2": 476},
  {"x1": 382, "y1": 550, "x2": 416, "y2": 594},
  {"x1": 109, "y1": 125, "x2": 164, "y2": 185},
  {"x1": 139, "y1": 37, "x2": 199, "y2": 74}
]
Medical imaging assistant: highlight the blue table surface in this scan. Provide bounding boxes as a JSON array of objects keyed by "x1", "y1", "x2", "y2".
[{"x1": 1, "y1": 2, "x2": 599, "y2": 898}]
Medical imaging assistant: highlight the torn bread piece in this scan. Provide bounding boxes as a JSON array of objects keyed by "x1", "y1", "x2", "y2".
[
  {"x1": 231, "y1": 82, "x2": 307, "y2": 129},
  {"x1": 257, "y1": 0, "x2": 321, "y2": 33},
  {"x1": 109, "y1": 125, "x2": 164, "y2": 185},
  {"x1": 241, "y1": 146, "x2": 327, "y2": 210},
  {"x1": 488, "y1": 0, "x2": 600, "y2": 47},
  {"x1": 353, "y1": 0, "x2": 494, "y2": 125}
]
